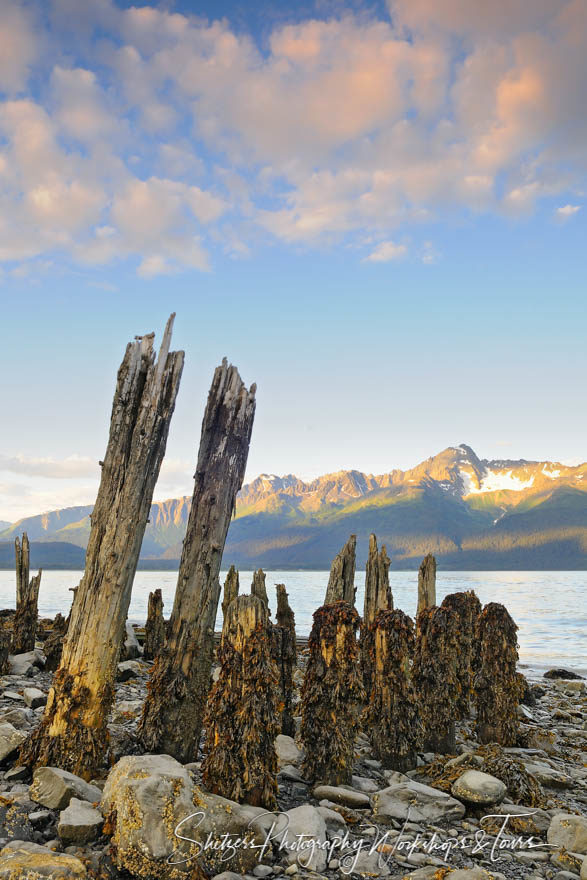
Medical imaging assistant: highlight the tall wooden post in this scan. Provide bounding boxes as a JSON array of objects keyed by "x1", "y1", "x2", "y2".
[
  {"x1": 202, "y1": 595, "x2": 278, "y2": 808},
  {"x1": 474, "y1": 602, "x2": 520, "y2": 746},
  {"x1": 441, "y1": 591, "x2": 482, "y2": 718},
  {"x1": 417, "y1": 553, "x2": 436, "y2": 616},
  {"x1": 221, "y1": 565, "x2": 239, "y2": 625},
  {"x1": 43, "y1": 613, "x2": 68, "y2": 672},
  {"x1": 12, "y1": 534, "x2": 42, "y2": 654},
  {"x1": 300, "y1": 602, "x2": 364, "y2": 785},
  {"x1": 143, "y1": 589, "x2": 165, "y2": 661},
  {"x1": 364, "y1": 609, "x2": 421, "y2": 771},
  {"x1": 138, "y1": 360, "x2": 256, "y2": 763},
  {"x1": 251, "y1": 568, "x2": 269, "y2": 609},
  {"x1": 360, "y1": 534, "x2": 392, "y2": 697},
  {"x1": 324, "y1": 535, "x2": 356, "y2": 605},
  {"x1": 272, "y1": 583, "x2": 297, "y2": 737},
  {"x1": 412, "y1": 605, "x2": 460, "y2": 754},
  {"x1": 20, "y1": 316, "x2": 183, "y2": 778}
]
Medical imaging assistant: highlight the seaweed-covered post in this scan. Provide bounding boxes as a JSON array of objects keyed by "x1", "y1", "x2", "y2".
[
  {"x1": 202, "y1": 594, "x2": 278, "y2": 808},
  {"x1": 360, "y1": 534, "x2": 392, "y2": 696},
  {"x1": 412, "y1": 605, "x2": 460, "y2": 754},
  {"x1": 474, "y1": 602, "x2": 520, "y2": 746},
  {"x1": 43, "y1": 613, "x2": 68, "y2": 672},
  {"x1": 221, "y1": 566, "x2": 239, "y2": 625},
  {"x1": 139, "y1": 361, "x2": 256, "y2": 763},
  {"x1": 324, "y1": 535, "x2": 356, "y2": 605},
  {"x1": 364, "y1": 609, "x2": 421, "y2": 771},
  {"x1": 300, "y1": 602, "x2": 364, "y2": 785},
  {"x1": 12, "y1": 534, "x2": 42, "y2": 654},
  {"x1": 20, "y1": 316, "x2": 184, "y2": 778},
  {"x1": 0, "y1": 629, "x2": 10, "y2": 674},
  {"x1": 417, "y1": 553, "x2": 436, "y2": 616},
  {"x1": 440, "y1": 591, "x2": 482, "y2": 718},
  {"x1": 143, "y1": 589, "x2": 166, "y2": 661},
  {"x1": 251, "y1": 568, "x2": 269, "y2": 609},
  {"x1": 272, "y1": 583, "x2": 297, "y2": 736}
]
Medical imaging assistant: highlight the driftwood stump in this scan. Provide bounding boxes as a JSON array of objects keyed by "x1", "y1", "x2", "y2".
[
  {"x1": 441, "y1": 591, "x2": 482, "y2": 718},
  {"x1": 417, "y1": 553, "x2": 437, "y2": 617},
  {"x1": 272, "y1": 583, "x2": 297, "y2": 736},
  {"x1": 360, "y1": 534, "x2": 392, "y2": 696},
  {"x1": 300, "y1": 602, "x2": 364, "y2": 785},
  {"x1": 474, "y1": 602, "x2": 520, "y2": 746},
  {"x1": 20, "y1": 315, "x2": 184, "y2": 778},
  {"x1": 202, "y1": 594, "x2": 278, "y2": 808},
  {"x1": 143, "y1": 590, "x2": 165, "y2": 661},
  {"x1": 138, "y1": 360, "x2": 256, "y2": 763},
  {"x1": 412, "y1": 605, "x2": 460, "y2": 754},
  {"x1": 0, "y1": 629, "x2": 10, "y2": 674},
  {"x1": 12, "y1": 534, "x2": 42, "y2": 654},
  {"x1": 324, "y1": 535, "x2": 356, "y2": 605},
  {"x1": 251, "y1": 568, "x2": 269, "y2": 610},
  {"x1": 43, "y1": 613, "x2": 68, "y2": 672},
  {"x1": 221, "y1": 566, "x2": 239, "y2": 625},
  {"x1": 364, "y1": 609, "x2": 421, "y2": 771}
]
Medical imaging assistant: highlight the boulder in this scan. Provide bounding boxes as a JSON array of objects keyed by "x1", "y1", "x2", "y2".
[
  {"x1": 451, "y1": 770, "x2": 507, "y2": 806},
  {"x1": 116, "y1": 659, "x2": 142, "y2": 681},
  {"x1": 101, "y1": 753, "x2": 267, "y2": 878},
  {"x1": 4, "y1": 765, "x2": 28, "y2": 782},
  {"x1": 112, "y1": 699, "x2": 143, "y2": 720},
  {"x1": 274, "y1": 804, "x2": 328, "y2": 872},
  {"x1": 121, "y1": 621, "x2": 142, "y2": 660},
  {"x1": 312, "y1": 785, "x2": 370, "y2": 808},
  {"x1": 58, "y1": 797, "x2": 103, "y2": 844},
  {"x1": 371, "y1": 781, "x2": 466, "y2": 823},
  {"x1": 275, "y1": 734, "x2": 303, "y2": 766},
  {"x1": 30, "y1": 767, "x2": 102, "y2": 810},
  {"x1": 0, "y1": 722, "x2": 26, "y2": 762},
  {"x1": 23, "y1": 687, "x2": 46, "y2": 709},
  {"x1": 342, "y1": 850, "x2": 391, "y2": 876},
  {"x1": 544, "y1": 668, "x2": 583, "y2": 680},
  {"x1": 7, "y1": 650, "x2": 45, "y2": 675},
  {"x1": 0, "y1": 840, "x2": 86, "y2": 878},
  {"x1": 351, "y1": 775, "x2": 380, "y2": 793},
  {"x1": 554, "y1": 680, "x2": 585, "y2": 695},
  {"x1": 524, "y1": 762, "x2": 573, "y2": 789},
  {"x1": 490, "y1": 802, "x2": 551, "y2": 833},
  {"x1": 316, "y1": 805, "x2": 346, "y2": 836},
  {"x1": 547, "y1": 814, "x2": 587, "y2": 855}
]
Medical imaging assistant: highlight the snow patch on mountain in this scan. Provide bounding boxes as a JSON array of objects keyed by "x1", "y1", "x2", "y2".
[
  {"x1": 460, "y1": 468, "x2": 535, "y2": 495},
  {"x1": 542, "y1": 466, "x2": 561, "y2": 479}
]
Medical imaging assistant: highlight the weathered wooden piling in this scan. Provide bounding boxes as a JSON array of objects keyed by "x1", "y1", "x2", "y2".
[
  {"x1": 12, "y1": 534, "x2": 42, "y2": 654},
  {"x1": 251, "y1": 568, "x2": 269, "y2": 609},
  {"x1": 474, "y1": 602, "x2": 520, "y2": 746},
  {"x1": 417, "y1": 553, "x2": 436, "y2": 616},
  {"x1": 360, "y1": 534, "x2": 392, "y2": 695},
  {"x1": 138, "y1": 360, "x2": 256, "y2": 763},
  {"x1": 300, "y1": 602, "x2": 364, "y2": 785},
  {"x1": 412, "y1": 605, "x2": 460, "y2": 754},
  {"x1": 364, "y1": 609, "x2": 421, "y2": 771},
  {"x1": 0, "y1": 629, "x2": 10, "y2": 674},
  {"x1": 43, "y1": 613, "x2": 68, "y2": 672},
  {"x1": 221, "y1": 565, "x2": 239, "y2": 624},
  {"x1": 143, "y1": 589, "x2": 165, "y2": 661},
  {"x1": 202, "y1": 594, "x2": 278, "y2": 808},
  {"x1": 324, "y1": 535, "x2": 357, "y2": 605},
  {"x1": 440, "y1": 590, "x2": 482, "y2": 718},
  {"x1": 20, "y1": 315, "x2": 184, "y2": 778},
  {"x1": 272, "y1": 583, "x2": 297, "y2": 737}
]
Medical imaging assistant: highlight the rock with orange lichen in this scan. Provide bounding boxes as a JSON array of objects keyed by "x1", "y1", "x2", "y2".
[{"x1": 0, "y1": 840, "x2": 87, "y2": 879}]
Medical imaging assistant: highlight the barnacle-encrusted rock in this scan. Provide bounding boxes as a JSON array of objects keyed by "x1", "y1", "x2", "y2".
[
  {"x1": 440, "y1": 590, "x2": 482, "y2": 717},
  {"x1": 202, "y1": 594, "x2": 279, "y2": 808},
  {"x1": 300, "y1": 601, "x2": 364, "y2": 785},
  {"x1": 272, "y1": 584, "x2": 297, "y2": 736},
  {"x1": 412, "y1": 605, "x2": 460, "y2": 754},
  {"x1": 360, "y1": 534, "x2": 392, "y2": 695},
  {"x1": 143, "y1": 589, "x2": 165, "y2": 661},
  {"x1": 474, "y1": 602, "x2": 520, "y2": 746},
  {"x1": 478, "y1": 744, "x2": 544, "y2": 806},
  {"x1": 324, "y1": 535, "x2": 357, "y2": 605},
  {"x1": 363, "y1": 609, "x2": 421, "y2": 771},
  {"x1": 0, "y1": 840, "x2": 87, "y2": 879},
  {"x1": 451, "y1": 769, "x2": 506, "y2": 805}
]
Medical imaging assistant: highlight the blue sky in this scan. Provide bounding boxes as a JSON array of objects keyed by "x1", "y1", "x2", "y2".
[{"x1": 0, "y1": 0, "x2": 586, "y2": 521}]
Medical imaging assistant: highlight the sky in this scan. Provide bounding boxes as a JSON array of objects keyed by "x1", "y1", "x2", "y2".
[{"x1": 0, "y1": 0, "x2": 586, "y2": 522}]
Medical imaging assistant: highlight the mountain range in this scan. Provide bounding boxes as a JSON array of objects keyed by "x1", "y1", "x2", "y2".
[{"x1": 0, "y1": 445, "x2": 585, "y2": 570}]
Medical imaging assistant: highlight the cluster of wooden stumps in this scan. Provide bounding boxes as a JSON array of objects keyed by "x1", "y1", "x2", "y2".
[{"x1": 10, "y1": 314, "x2": 521, "y2": 814}]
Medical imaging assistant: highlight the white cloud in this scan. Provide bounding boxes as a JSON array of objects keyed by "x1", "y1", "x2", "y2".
[
  {"x1": 364, "y1": 240, "x2": 408, "y2": 262},
  {"x1": 556, "y1": 203, "x2": 581, "y2": 218},
  {"x1": 0, "y1": 453, "x2": 98, "y2": 479},
  {"x1": 0, "y1": 1, "x2": 38, "y2": 93}
]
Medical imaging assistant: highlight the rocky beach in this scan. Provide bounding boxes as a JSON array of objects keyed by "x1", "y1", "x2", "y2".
[{"x1": 0, "y1": 616, "x2": 585, "y2": 880}]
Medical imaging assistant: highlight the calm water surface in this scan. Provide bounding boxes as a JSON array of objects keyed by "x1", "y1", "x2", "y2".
[{"x1": 0, "y1": 570, "x2": 585, "y2": 679}]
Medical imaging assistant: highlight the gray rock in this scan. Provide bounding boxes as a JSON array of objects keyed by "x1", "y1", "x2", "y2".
[
  {"x1": 316, "y1": 805, "x2": 346, "y2": 836},
  {"x1": 547, "y1": 813, "x2": 587, "y2": 854},
  {"x1": 525, "y1": 762, "x2": 573, "y2": 789},
  {"x1": 30, "y1": 767, "x2": 102, "y2": 810},
  {"x1": 451, "y1": 770, "x2": 507, "y2": 806},
  {"x1": 490, "y1": 803, "x2": 551, "y2": 833},
  {"x1": 58, "y1": 798, "x2": 103, "y2": 844},
  {"x1": 2, "y1": 691, "x2": 24, "y2": 702},
  {"x1": 312, "y1": 785, "x2": 370, "y2": 808},
  {"x1": 0, "y1": 840, "x2": 87, "y2": 878},
  {"x1": 342, "y1": 850, "x2": 391, "y2": 877},
  {"x1": 23, "y1": 687, "x2": 46, "y2": 709},
  {"x1": 253, "y1": 866, "x2": 273, "y2": 877},
  {"x1": 351, "y1": 775, "x2": 380, "y2": 793},
  {"x1": 112, "y1": 699, "x2": 143, "y2": 720},
  {"x1": 211, "y1": 874, "x2": 244, "y2": 880},
  {"x1": 274, "y1": 804, "x2": 328, "y2": 872},
  {"x1": 28, "y1": 810, "x2": 52, "y2": 827},
  {"x1": 0, "y1": 722, "x2": 26, "y2": 762},
  {"x1": 275, "y1": 735, "x2": 303, "y2": 767},
  {"x1": 7, "y1": 650, "x2": 45, "y2": 675},
  {"x1": 278, "y1": 765, "x2": 305, "y2": 782},
  {"x1": 0, "y1": 707, "x2": 30, "y2": 729},
  {"x1": 116, "y1": 660, "x2": 142, "y2": 681},
  {"x1": 121, "y1": 621, "x2": 142, "y2": 660},
  {"x1": 4, "y1": 765, "x2": 28, "y2": 781},
  {"x1": 555, "y1": 680, "x2": 585, "y2": 694},
  {"x1": 371, "y1": 781, "x2": 466, "y2": 823}
]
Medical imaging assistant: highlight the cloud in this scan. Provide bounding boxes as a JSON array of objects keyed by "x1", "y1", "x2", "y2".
[
  {"x1": 0, "y1": 0, "x2": 586, "y2": 271},
  {"x1": 364, "y1": 241, "x2": 407, "y2": 262},
  {"x1": 0, "y1": 453, "x2": 98, "y2": 479},
  {"x1": 556, "y1": 203, "x2": 581, "y2": 218}
]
